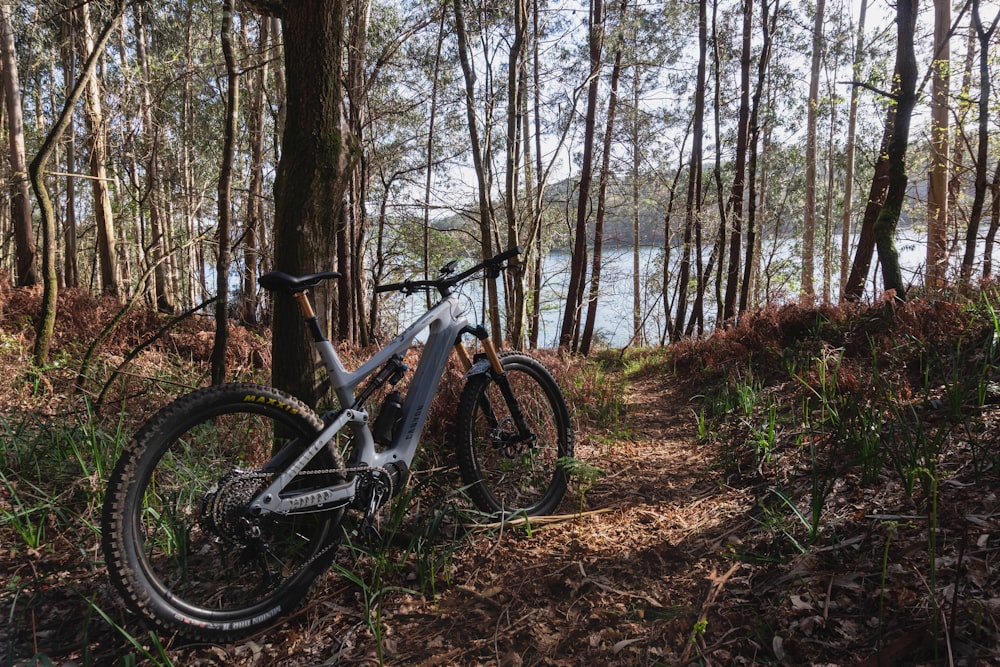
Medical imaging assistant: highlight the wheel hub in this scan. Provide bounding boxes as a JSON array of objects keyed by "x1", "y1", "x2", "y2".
[{"x1": 200, "y1": 469, "x2": 267, "y2": 544}]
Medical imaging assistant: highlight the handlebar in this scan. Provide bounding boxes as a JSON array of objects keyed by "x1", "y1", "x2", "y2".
[{"x1": 375, "y1": 246, "x2": 521, "y2": 297}]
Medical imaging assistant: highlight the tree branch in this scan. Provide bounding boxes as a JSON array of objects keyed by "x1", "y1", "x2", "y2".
[{"x1": 239, "y1": 0, "x2": 285, "y2": 19}]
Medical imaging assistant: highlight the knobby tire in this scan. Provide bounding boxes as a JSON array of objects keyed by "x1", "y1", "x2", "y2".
[
  {"x1": 455, "y1": 353, "x2": 573, "y2": 517},
  {"x1": 101, "y1": 383, "x2": 344, "y2": 641}
]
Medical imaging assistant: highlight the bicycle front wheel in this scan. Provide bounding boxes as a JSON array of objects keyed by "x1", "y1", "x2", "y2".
[
  {"x1": 101, "y1": 383, "x2": 345, "y2": 641},
  {"x1": 455, "y1": 352, "x2": 573, "y2": 517}
]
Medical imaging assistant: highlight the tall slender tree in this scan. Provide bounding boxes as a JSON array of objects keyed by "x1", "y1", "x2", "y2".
[
  {"x1": 722, "y1": 0, "x2": 753, "y2": 322},
  {"x1": 926, "y1": 0, "x2": 950, "y2": 287},
  {"x1": 453, "y1": 0, "x2": 501, "y2": 343},
  {"x1": 211, "y1": 0, "x2": 239, "y2": 385},
  {"x1": 673, "y1": 0, "x2": 706, "y2": 341},
  {"x1": 559, "y1": 0, "x2": 605, "y2": 350},
  {"x1": 959, "y1": 0, "x2": 1000, "y2": 286},
  {"x1": 1, "y1": 1, "x2": 39, "y2": 287},
  {"x1": 839, "y1": 0, "x2": 865, "y2": 299},
  {"x1": 79, "y1": 0, "x2": 120, "y2": 297},
  {"x1": 874, "y1": 0, "x2": 919, "y2": 297},
  {"x1": 740, "y1": 0, "x2": 778, "y2": 317},
  {"x1": 29, "y1": 0, "x2": 126, "y2": 365},
  {"x1": 580, "y1": 0, "x2": 626, "y2": 356},
  {"x1": 802, "y1": 0, "x2": 826, "y2": 299},
  {"x1": 134, "y1": 4, "x2": 174, "y2": 312}
]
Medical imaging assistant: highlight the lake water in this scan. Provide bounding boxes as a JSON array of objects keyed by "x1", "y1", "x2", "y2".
[{"x1": 392, "y1": 230, "x2": 944, "y2": 349}]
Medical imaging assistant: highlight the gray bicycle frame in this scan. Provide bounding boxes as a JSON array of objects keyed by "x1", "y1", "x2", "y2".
[{"x1": 248, "y1": 293, "x2": 475, "y2": 517}]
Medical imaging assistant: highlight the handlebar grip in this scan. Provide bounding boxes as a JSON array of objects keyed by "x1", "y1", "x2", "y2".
[{"x1": 375, "y1": 282, "x2": 407, "y2": 294}]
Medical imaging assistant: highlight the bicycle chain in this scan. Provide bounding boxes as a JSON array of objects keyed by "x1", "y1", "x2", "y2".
[{"x1": 219, "y1": 463, "x2": 381, "y2": 586}]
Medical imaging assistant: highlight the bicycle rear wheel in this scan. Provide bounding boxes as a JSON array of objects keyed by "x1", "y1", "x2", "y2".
[
  {"x1": 102, "y1": 383, "x2": 345, "y2": 641},
  {"x1": 455, "y1": 352, "x2": 573, "y2": 516}
]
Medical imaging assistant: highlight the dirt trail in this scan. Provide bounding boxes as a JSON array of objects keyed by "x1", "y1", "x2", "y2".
[
  {"x1": 207, "y1": 373, "x2": 756, "y2": 666},
  {"x1": 14, "y1": 367, "x2": 994, "y2": 665}
]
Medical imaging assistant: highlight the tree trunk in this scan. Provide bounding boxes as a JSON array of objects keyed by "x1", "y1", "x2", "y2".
[
  {"x1": 982, "y1": 159, "x2": 1000, "y2": 277},
  {"x1": 421, "y1": 5, "x2": 447, "y2": 312},
  {"x1": 79, "y1": 2, "x2": 120, "y2": 298},
  {"x1": 343, "y1": 0, "x2": 371, "y2": 347},
  {"x1": 722, "y1": 0, "x2": 753, "y2": 322},
  {"x1": 529, "y1": 0, "x2": 544, "y2": 348},
  {"x1": 739, "y1": 0, "x2": 777, "y2": 318},
  {"x1": 822, "y1": 72, "x2": 837, "y2": 303},
  {"x1": 134, "y1": 5, "x2": 174, "y2": 313},
  {"x1": 212, "y1": 0, "x2": 239, "y2": 385},
  {"x1": 873, "y1": 0, "x2": 919, "y2": 298},
  {"x1": 60, "y1": 6, "x2": 79, "y2": 289},
  {"x1": 580, "y1": 9, "x2": 624, "y2": 356},
  {"x1": 503, "y1": 0, "x2": 528, "y2": 349},
  {"x1": 673, "y1": 0, "x2": 706, "y2": 341},
  {"x1": 0, "y1": 1, "x2": 39, "y2": 286},
  {"x1": 242, "y1": 17, "x2": 271, "y2": 326},
  {"x1": 559, "y1": 0, "x2": 604, "y2": 351},
  {"x1": 839, "y1": 0, "x2": 865, "y2": 300},
  {"x1": 631, "y1": 62, "x2": 641, "y2": 345},
  {"x1": 843, "y1": 119, "x2": 892, "y2": 299},
  {"x1": 270, "y1": 0, "x2": 359, "y2": 406},
  {"x1": 926, "y1": 0, "x2": 950, "y2": 287},
  {"x1": 453, "y1": 0, "x2": 501, "y2": 343},
  {"x1": 948, "y1": 25, "x2": 976, "y2": 253},
  {"x1": 29, "y1": 0, "x2": 125, "y2": 365},
  {"x1": 802, "y1": 0, "x2": 825, "y2": 299},
  {"x1": 959, "y1": 0, "x2": 999, "y2": 287}
]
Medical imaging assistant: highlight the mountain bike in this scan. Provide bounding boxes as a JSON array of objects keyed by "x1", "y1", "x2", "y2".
[{"x1": 101, "y1": 247, "x2": 573, "y2": 641}]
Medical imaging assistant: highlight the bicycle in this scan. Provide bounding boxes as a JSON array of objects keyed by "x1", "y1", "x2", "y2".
[{"x1": 101, "y1": 246, "x2": 574, "y2": 641}]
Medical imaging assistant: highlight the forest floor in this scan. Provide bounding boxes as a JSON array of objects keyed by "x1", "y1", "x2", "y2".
[{"x1": 3, "y1": 287, "x2": 1000, "y2": 666}]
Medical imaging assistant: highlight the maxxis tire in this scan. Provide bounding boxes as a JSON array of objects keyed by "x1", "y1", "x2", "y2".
[{"x1": 101, "y1": 383, "x2": 343, "y2": 641}]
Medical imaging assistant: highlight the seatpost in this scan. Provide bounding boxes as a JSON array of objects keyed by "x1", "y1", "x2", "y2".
[{"x1": 292, "y1": 290, "x2": 327, "y2": 342}]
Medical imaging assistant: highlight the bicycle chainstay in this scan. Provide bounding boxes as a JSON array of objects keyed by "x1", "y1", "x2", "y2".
[{"x1": 198, "y1": 463, "x2": 403, "y2": 579}]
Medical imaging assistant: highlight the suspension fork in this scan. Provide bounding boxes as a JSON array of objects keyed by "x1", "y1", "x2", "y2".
[{"x1": 455, "y1": 327, "x2": 534, "y2": 441}]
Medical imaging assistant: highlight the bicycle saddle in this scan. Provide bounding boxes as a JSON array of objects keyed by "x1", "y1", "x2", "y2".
[{"x1": 259, "y1": 270, "x2": 341, "y2": 293}]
